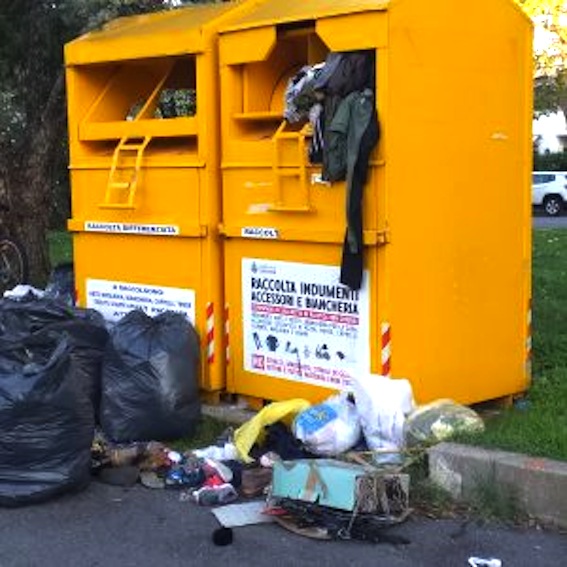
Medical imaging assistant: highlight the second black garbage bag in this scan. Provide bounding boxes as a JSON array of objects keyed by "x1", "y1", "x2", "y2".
[{"x1": 100, "y1": 310, "x2": 201, "y2": 443}]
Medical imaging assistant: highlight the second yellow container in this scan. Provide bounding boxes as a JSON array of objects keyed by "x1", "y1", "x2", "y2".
[{"x1": 218, "y1": 0, "x2": 533, "y2": 405}]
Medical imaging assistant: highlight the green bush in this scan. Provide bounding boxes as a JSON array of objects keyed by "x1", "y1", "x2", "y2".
[{"x1": 533, "y1": 150, "x2": 567, "y2": 171}]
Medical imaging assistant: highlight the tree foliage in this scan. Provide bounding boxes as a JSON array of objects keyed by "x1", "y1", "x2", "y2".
[
  {"x1": 515, "y1": 0, "x2": 567, "y2": 116},
  {"x1": 0, "y1": 0, "x2": 181, "y2": 284}
]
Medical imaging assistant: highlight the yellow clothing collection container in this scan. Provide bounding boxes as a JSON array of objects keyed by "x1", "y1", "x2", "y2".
[
  {"x1": 218, "y1": 0, "x2": 533, "y2": 405},
  {"x1": 65, "y1": 1, "x2": 258, "y2": 393},
  {"x1": 66, "y1": 0, "x2": 533, "y2": 405}
]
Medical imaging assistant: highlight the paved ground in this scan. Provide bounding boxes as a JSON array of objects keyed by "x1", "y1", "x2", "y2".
[
  {"x1": 0, "y1": 481, "x2": 565, "y2": 567},
  {"x1": 533, "y1": 213, "x2": 567, "y2": 229}
]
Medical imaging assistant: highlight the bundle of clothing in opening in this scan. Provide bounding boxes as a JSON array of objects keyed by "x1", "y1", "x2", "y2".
[{"x1": 283, "y1": 51, "x2": 380, "y2": 291}]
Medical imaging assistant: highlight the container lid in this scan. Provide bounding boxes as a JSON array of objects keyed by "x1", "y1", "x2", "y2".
[
  {"x1": 66, "y1": 2, "x2": 244, "y2": 65},
  {"x1": 220, "y1": 0, "x2": 389, "y2": 34}
]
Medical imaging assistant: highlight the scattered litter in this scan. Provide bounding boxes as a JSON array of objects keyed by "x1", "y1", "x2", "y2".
[
  {"x1": 3, "y1": 284, "x2": 44, "y2": 299},
  {"x1": 167, "y1": 451, "x2": 183, "y2": 464},
  {"x1": 234, "y1": 399, "x2": 311, "y2": 463},
  {"x1": 140, "y1": 471, "x2": 165, "y2": 490},
  {"x1": 212, "y1": 501, "x2": 275, "y2": 527},
  {"x1": 293, "y1": 393, "x2": 361, "y2": 456},
  {"x1": 259, "y1": 452, "x2": 281, "y2": 468},
  {"x1": 251, "y1": 421, "x2": 314, "y2": 461},
  {"x1": 204, "y1": 459, "x2": 234, "y2": 483},
  {"x1": 273, "y1": 498, "x2": 411, "y2": 544},
  {"x1": 468, "y1": 558, "x2": 502, "y2": 567},
  {"x1": 193, "y1": 483, "x2": 238, "y2": 506},
  {"x1": 241, "y1": 467, "x2": 273, "y2": 498},
  {"x1": 271, "y1": 458, "x2": 410, "y2": 519},
  {"x1": 193, "y1": 443, "x2": 239, "y2": 462},
  {"x1": 274, "y1": 514, "x2": 332, "y2": 541},
  {"x1": 352, "y1": 375, "x2": 414, "y2": 465},
  {"x1": 212, "y1": 527, "x2": 234, "y2": 546},
  {"x1": 405, "y1": 399, "x2": 485, "y2": 447}
]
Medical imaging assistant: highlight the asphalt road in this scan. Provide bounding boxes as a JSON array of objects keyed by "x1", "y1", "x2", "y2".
[
  {"x1": 533, "y1": 213, "x2": 567, "y2": 229},
  {"x1": 0, "y1": 481, "x2": 565, "y2": 567}
]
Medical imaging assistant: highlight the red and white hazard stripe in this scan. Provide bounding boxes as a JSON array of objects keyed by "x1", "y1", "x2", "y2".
[
  {"x1": 206, "y1": 302, "x2": 215, "y2": 365},
  {"x1": 381, "y1": 322, "x2": 392, "y2": 377},
  {"x1": 225, "y1": 304, "x2": 230, "y2": 365}
]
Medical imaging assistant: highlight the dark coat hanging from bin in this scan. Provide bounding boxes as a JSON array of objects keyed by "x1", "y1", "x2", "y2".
[{"x1": 314, "y1": 51, "x2": 379, "y2": 290}]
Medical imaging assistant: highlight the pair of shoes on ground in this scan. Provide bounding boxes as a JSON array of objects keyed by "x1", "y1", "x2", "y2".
[{"x1": 193, "y1": 483, "x2": 238, "y2": 506}]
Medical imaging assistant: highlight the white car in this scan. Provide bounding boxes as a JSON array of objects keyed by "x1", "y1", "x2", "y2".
[{"x1": 532, "y1": 172, "x2": 567, "y2": 216}]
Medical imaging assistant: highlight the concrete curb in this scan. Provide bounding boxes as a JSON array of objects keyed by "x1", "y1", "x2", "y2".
[{"x1": 428, "y1": 442, "x2": 567, "y2": 529}]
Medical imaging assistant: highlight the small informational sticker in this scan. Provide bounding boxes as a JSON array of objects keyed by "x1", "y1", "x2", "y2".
[
  {"x1": 242, "y1": 258, "x2": 370, "y2": 390},
  {"x1": 86, "y1": 279, "x2": 195, "y2": 323},
  {"x1": 84, "y1": 221, "x2": 179, "y2": 236},
  {"x1": 241, "y1": 227, "x2": 280, "y2": 240}
]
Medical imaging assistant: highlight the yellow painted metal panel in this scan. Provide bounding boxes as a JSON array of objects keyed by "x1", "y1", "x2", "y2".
[
  {"x1": 385, "y1": 0, "x2": 532, "y2": 403},
  {"x1": 221, "y1": 0, "x2": 389, "y2": 33},
  {"x1": 65, "y1": 2, "x2": 241, "y2": 64},
  {"x1": 79, "y1": 117, "x2": 198, "y2": 141},
  {"x1": 316, "y1": 12, "x2": 387, "y2": 51},
  {"x1": 220, "y1": 26, "x2": 277, "y2": 65},
  {"x1": 221, "y1": 167, "x2": 381, "y2": 234},
  {"x1": 69, "y1": 167, "x2": 201, "y2": 220}
]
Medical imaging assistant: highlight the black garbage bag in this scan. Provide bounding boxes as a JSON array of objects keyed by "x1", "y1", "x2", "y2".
[
  {"x1": 100, "y1": 310, "x2": 201, "y2": 443},
  {"x1": 0, "y1": 334, "x2": 95, "y2": 506},
  {"x1": 0, "y1": 297, "x2": 109, "y2": 413},
  {"x1": 37, "y1": 321, "x2": 109, "y2": 418},
  {"x1": 0, "y1": 296, "x2": 104, "y2": 338},
  {"x1": 44, "y1": 262, "x2": 75, "y2": 306}
]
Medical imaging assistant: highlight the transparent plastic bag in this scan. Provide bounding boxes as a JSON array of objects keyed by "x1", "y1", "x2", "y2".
[
  {"x1": 293, "y1": 393, "x2": 361, "y2": 456},
  {"x1": 352, "y1": 375, "x2": 414, "y2": 464},
  {"x1": 404, "y1": 399, "x2": 484, "y2": 447}
]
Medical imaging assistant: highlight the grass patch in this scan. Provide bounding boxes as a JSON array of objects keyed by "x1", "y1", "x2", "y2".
[
  {"x1": 459, "y1": 229, "x2": 567, "y2": 461},
  {"x1": 168, "y1": 415, "x2": 233, "y2": 452},
  {"x1": 467, "y1": 475, "x2": 524, "y2": 523},
  {"x1": 48, "y1": 230, "x2": 73, "y2": 266}
]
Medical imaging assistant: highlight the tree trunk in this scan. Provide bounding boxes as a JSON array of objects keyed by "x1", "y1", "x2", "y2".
[{"x1": 1, "y1": 72, "x2": 66, "y2": 287}]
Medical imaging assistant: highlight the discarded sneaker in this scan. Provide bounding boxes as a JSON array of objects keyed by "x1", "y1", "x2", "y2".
[
  {"x1": 203, "y1": 474, "x2": 226, "y2": 488},
  {"x1": 164, "y1": 465, "x2": 206, "y2": 489},
  {"x1": 204, "y1": 459, "x2": 233, "y2": 483},
  {"x1": 193, "y1": 483, "x2": 238, "y2": 506}
]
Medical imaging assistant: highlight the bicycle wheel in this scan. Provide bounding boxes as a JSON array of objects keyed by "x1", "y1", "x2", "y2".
[{"x1": 0, "y1": 237, "x2": 28, "y2": 294}]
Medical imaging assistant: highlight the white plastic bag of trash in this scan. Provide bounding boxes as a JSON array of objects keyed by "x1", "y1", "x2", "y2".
[
  {"x1": 404, "y1": 398, "x2": 485, "y2": 447},
  {"x1": 351, "y1": 374, "x2": 415, "y2": 465},
  {"x1": 293, "y1": 393, "x2": 361, "y2": 456}
]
